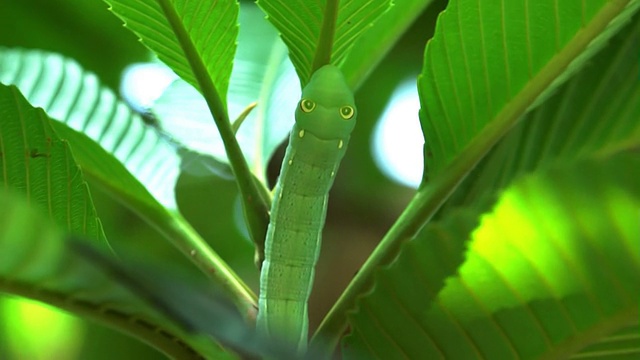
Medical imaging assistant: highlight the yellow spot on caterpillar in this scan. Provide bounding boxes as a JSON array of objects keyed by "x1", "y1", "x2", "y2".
[
  {"x1": 299, "y1": 130, "x2": 305, "y2": 138},
  {"x1": 288, "y1": 159, "x2": 293, "y2": 165},
  {"x1": 338, "y1": 140, "x2": 343, "y2": 149},
  {"x1": 190, "y1": 250, "x2": 196, "y2": 256},
  {"x1": 331, "y1": 171, "x2": 335, "y2": 177}
]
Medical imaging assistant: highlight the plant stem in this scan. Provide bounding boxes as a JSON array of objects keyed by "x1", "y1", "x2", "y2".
[
  {"x1": 156, "y1": 0, "x2": 270, "y2": 255},
  {"x1": 88, "y1": 168, "x2": 258, "y2": 317},
  {"x1": 312, "y1": 0, "x2": 340, "y2": 72},
  {"x1": 164, "y1": 215, "x2": 258, "y2": 317}
]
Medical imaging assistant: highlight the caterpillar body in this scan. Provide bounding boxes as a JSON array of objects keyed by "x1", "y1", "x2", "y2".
[{"x1": 257, "y1": 65, "x2": 356, "y2": 350}]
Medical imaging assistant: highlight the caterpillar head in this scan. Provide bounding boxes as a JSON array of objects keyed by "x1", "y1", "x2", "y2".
[{"x1": 295, "y1": 65, "x2": 357, "y2": 140}]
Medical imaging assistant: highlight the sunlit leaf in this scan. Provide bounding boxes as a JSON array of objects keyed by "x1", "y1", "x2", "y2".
[
  {"x1": 1, "y1": 297, "x2": 85, "y2": 360},
  {"x1": 572, "y1": 323, "x2": 640, "y2": 359},
  {"x1": 345, "y1": 153, "x2": 640, "y2": 358},
  {"x1": 0, "y1": 47, "x2": 180, "y2": 209},
  {"x1": 341, "y1": 194, "x2": 495, "y2": 358}
]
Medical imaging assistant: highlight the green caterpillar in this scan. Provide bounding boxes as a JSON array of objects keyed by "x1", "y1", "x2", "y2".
[{"x1": 257, "y1": 65, "x2": 356, "y2": 350}]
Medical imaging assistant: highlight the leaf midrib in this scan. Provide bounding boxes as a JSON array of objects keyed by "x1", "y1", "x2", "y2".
[{"x1": 538, "y1": 306, "x2": 639, "y2": 360}]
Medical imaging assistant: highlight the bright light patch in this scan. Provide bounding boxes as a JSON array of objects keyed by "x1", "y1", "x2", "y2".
[
  {"x1": 438, "y1": 180, "x2": 580, "y2": 321},
  {"x1": 372, "y1": 79, "x2": 424, "y2": 188},
  {"x1": 120, "y1": 62, "x2": 177, "y2": 112},
  {"x1": 2, "y1": 297, "x2": 85, "y2": 359}
]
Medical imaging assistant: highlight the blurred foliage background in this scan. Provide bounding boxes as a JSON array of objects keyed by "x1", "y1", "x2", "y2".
[{"x1": 0, "y1": 0, "x2": 448, "y2": 358}]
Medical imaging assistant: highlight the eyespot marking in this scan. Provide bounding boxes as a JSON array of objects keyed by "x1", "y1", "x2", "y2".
[
  {"x1": 299, "y1": 130, "x2": 305, "y2": 138},
  {"x1": 300, "y1": 99, "x2": 316, "y2": 113},
  {"x1": 339, "y1": 105, "x2": 355, "y2": 120},
  {"x1": 338, "y1": 140, "x2": 343, "y2": 149}
]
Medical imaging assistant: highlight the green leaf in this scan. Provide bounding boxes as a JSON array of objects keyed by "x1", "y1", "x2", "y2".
[
  {"x1": 0, "y1": 84, "x2": 106, "y2": 244},
  {"x1": 0, "y1": 194, "x2": 228, "y2": 359},
  {"x1": 340, "y1": 195, "x2": 495, "y2": 357},
  {"x1": 439, "y1": 8, "x2": 640, "y2": 217},
  {"x1": 153, "y1": 3, "x2": 300, "y2": 183},
  {"x1": 72, "y1": 241, "x2": 302, "y2": 359},
  {"x1": 341, "y1": 0, "x2": 438, "y2": 89},
  {"x1": 0, "y1": 48, "x2": 258, "y2": 315},
  {"x1": 314, "y1": 3, "x2": 640, "y2": 348},
  {"x1": 257, "y1": 0, "x2": 392, "y2": 86},
  {"x1": 0, "y1": 83, "x2": 226, "y2": 359},
  {"x1": 105, "y1": 0, "x2": 238, "y2": 106},
  {"x1": 0, "y1": 47, "x2": 181, "y2": 209},
  {"x1": 49, "y1": 109, "x2": 258, "y2": 318},
  {"x1": 344, "y1": 153, "x2": 640, "y2": 359},
  {"x1": 419, "y1": 0, "x2": 640, "y2": 177},
  {"x1": 571, "y1": 324, "x2": 640, "y2": 359}
]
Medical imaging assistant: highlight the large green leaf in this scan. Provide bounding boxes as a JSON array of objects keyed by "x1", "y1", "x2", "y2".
[
  {"x1": 0, "y1": 47, "x2": 181, "y2": 209},
  {"x1": 152, "y1": 3, "x2": 300, "y2": 183},
  {"x1": 0, "y1": 83, "x2": 226, "y2": 359},
  {"x1": 314, "y1": 2, "x2": 640, "y2": 348},
  {"x1": 439, "y1": 9, "x2": 640, "y2": 216},
  {"x1": 344, "y1": 152, "x2": 640, "y2": 359},
  {"x1": 257, "y1": 0, "x2": 392, "y2": 85},
  {"x1": 419, "y1": 0, "x2": 640, "y2": 177},
  {"x1": 105, "y1": 0, "x2": 238, "y2": 106}
]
